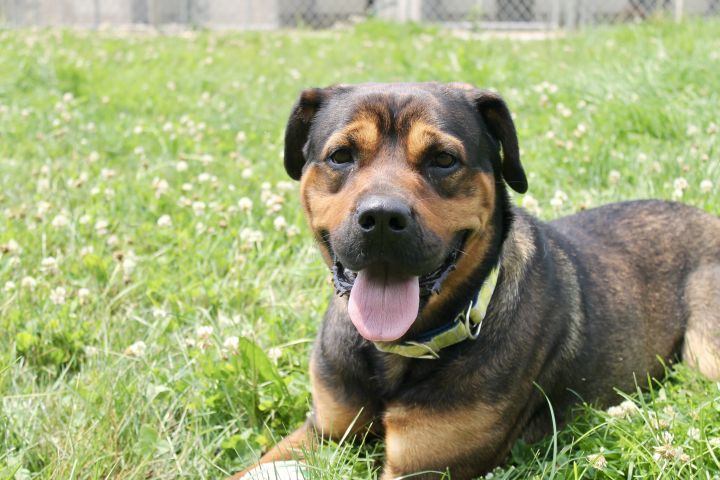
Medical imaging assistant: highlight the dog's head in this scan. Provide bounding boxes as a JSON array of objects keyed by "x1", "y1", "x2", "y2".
[{"x1": 284, "y1": 83, "x2": 526, "y2": 342}]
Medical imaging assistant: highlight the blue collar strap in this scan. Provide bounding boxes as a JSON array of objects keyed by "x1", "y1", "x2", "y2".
[{"x1": 373, "y1": 266, "x2": 500, "y2": 359}]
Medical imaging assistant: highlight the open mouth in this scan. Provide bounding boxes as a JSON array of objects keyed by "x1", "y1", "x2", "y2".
[
  {"x1": 332, "y1": 245, "x2": 462, "y2": 298},
  {"x1": 330, "y1": 233, "x2": 467, "y2": 342}
]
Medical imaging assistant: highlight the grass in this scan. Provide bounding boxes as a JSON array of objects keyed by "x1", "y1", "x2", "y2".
[{"x1": 0, "y1": 17, "x2": 719, "y2": 479}]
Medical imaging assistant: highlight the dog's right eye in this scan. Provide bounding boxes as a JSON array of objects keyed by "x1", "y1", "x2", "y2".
[{"x1": 328, "y1": 148, "x2": 354, "y2": 166}]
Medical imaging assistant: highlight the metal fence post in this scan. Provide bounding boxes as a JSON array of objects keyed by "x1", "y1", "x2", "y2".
[{"x1": 675, "y1": 0, "x2": 684, "y2": 22}]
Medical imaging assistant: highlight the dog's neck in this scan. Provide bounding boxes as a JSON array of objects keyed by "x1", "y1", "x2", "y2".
[{"x1": 402, "y1": 189, "x2": 513, "y2": 340}]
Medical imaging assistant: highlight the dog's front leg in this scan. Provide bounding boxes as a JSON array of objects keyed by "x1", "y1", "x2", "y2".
[
  {"x1": 227, "y1": 419, "x2": 314, "y2": 480},
  {"x1": 229, "y1": 354, "x2": 375, "y2": 480},
  {"x1": 381, "y1": 401, "x2": 515, "y2": 480}
]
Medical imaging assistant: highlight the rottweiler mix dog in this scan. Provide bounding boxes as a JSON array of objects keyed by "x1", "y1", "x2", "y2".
[{"x1": 232, "y1": 83, "x2": 720, "y2": 479}]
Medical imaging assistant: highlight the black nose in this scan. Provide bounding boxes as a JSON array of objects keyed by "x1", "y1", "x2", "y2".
[{"x1": 356, "y1": 195, "x2": 412, "y2": 236}]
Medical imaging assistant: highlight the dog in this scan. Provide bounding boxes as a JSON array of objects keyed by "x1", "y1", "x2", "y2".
[{"x1": 231, "y1": 82, "x2": 720, "y2": 479}]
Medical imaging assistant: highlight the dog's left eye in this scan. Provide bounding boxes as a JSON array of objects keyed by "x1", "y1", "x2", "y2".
[
  {"x1": 328, "y1": 148, "x2": 354, "y2": 166},
  {"x1": 431, "y1": 152, "x2": 458, "y2": 169}
]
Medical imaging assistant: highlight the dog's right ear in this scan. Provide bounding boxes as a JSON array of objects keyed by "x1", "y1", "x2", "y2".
[{"x1": 284, "y1": 88, "x2": 329, "y2": 180}]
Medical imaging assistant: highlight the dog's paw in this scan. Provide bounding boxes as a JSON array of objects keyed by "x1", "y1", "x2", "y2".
[{"x1": 238, "y1": 461, "x2": 308, "y2": 480}]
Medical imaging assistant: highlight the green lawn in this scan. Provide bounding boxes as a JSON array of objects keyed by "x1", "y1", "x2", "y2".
[{"x1": 0, "y1": 19, "x2": 719, "y2": 479}]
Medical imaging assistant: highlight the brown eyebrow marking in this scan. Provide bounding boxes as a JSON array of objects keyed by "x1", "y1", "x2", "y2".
[
  {"x1": 320, "y1": 113, "x2": 381, "y2": 160},
  {"x1": 405, "y1": 121, "x2": 466, "y2": 165}
]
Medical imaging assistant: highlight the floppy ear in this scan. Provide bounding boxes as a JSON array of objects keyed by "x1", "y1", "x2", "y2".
[
  {"x1": 284, "y1": 88, "x2": 328, "y2": 180},
  {"x1": 471, "y1": 90, "x2": 528, "y2": 194}
]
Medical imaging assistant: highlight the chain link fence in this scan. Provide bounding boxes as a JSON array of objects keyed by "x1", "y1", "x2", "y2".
[{"x1": 0, "y1": 0, "x2": 718, "y2": 29}]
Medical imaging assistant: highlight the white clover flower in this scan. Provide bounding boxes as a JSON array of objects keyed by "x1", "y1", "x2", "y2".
[
  {"x1": 41, "y1": 256, "x2": 59, "y2": 274},
  {"x1": 192, "y1": 201, "x2": 206, "y2": 215},
  {"x1": 573, "y1": 123, "x2": 587, "y2": 138},
  {"x1": 196, "y1": 325, "x2": 214, "y2": 341},
  {"x1": 79, "y1": 246, "x2": 94, "y2": 256},
  {"x1": 95, "y1": 219, "x2": 110, "y2": 235},
  {"x1": 708, "y1": 122, "x2": 718, "y2": 135},
  {"x1": 241, "y1": 168, "x2": 253, "y2": 179},
  {"x1": 672, "y1": 188, "x2": 684, "y2": 201},
  {"x1": 198, "y1": 172, "x2": 211, "y2": 183},
  {"x1": 78, "y1": 214, "x2": 91, "y2": 225},
  {"x1": 273, "y1": 216, "x2": 287, "y2": 231},
  {"x1": 608, "y1": 170, "x2": 621, "y2": 185},
  {"x1": 162, "y1": 122, "x2": 173, "y2": 132},
  {"x1": 88, "y1": 151, "x2": 100, "y2": 162},
  {"x1": 201, "y1": 154, "x2": 213, "y2": 165},
  {"x1": 606, "y1": 399, "x2": 637, "y2": 418},
  {"x1": 239, "y1": 228, "x2": 263, "y2": 246},
  {"x1": 521, "y1": 194, "x2": 541, "y2": 215},
  {"x1": 84, "y1": 345, "x2": 99, "y2": 356},
  {"x1": 50, "y1": 286, "x2": 66, "y2": 305},
  {"x1": 106, "y1": 234, "x2": 119, "y2": 247},
  {"x1": 556, "y1": 103, "x2": 572, "y2": 118},
  {"x1": 700, "y1": 179, "x2": 713, "y2": 193},
  {"x1": 100, "y1": 168, "x2": 116, "y2": 179},
  {"x1": 51, "y1": 214, "x2": 69, "y2": 228},
  {"x1": 287, "y1": 225, "x2": 300, "y2": 237},
  {"x1": 673, "y1": 177, "x2": 688, "y2": 191},
  {"x1": 21, "y1": 276, "x2": 37, "y2": 290},
  {"x1": 151, "y1": 177, "x2": 170, "y2": 197},
  {"x1": 236, "y1": 131, "x2": 247, "y2": 143},
  {"x1": 265, "y1": 194, "x2": 284, "y2": 212},
  {"x1": 277, "y1": 181, "x2": 295, "y2": 192},
  {"x1": 268, "y1": 347, "x2": 282, "y2": 362},
  {"x1": 36, "y1": 201, "x2": 52, "y2": 218},
  {"x1": 37, "y1": 178, "x2": 50, "y2": 192},
  {"x1": 687, "y1": 427, "x2": 701, "y2": 441},
  {"x1": 587, "y1": 452, "x2": 607, "y2": 470},
  {"x1": 238, "y1": 197, "x2": 253, "y2": 211},
  {"x1": 181, "y1": 182, "x2": 193, "y2": 192},
  {"x1": 176, "y1": 160, "x2": 188, "y2": 171},
  {"x1": 223, "y1": 336, "x2": 240, "y2": 354},
  {"x1": 4, "y1": 281, "x2": 16, "y2": 292},
  {"x1": 637, "y1": 152, "x2": 648, "y2": 162},
  {"x1": 1, "y1": 239, "x2": 20, "y2": 254},
  {"x1": 124, "y1": 340, "x2": 146, "y2": 357},
  {"x1": 157, "y1": 214, "x2": 173, "y2": 228},
  {"x1": 104, "y1": 187, "x2": 115, "y2": 199},
  {"x1": 261, "y1": 182, "x2": 272, "y2": 191},
  {"x1": 122, "y1": 255, "x2": 137, "y2": 278},
  {"x1": 77, "y1": 287, "x2": 91, "y2": 302},
  {"x1": 686, "y1": 124, "x2": 699, "y2": 136}
]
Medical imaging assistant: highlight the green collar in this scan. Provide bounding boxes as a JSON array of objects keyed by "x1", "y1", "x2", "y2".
[{"x1": 373, "y1": 266, "x2": 500, "y2": 360}]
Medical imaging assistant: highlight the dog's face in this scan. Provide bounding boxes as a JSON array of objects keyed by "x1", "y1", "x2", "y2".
[{"x1": 284, "y1": 83, "x2": 527, "y2": 342}]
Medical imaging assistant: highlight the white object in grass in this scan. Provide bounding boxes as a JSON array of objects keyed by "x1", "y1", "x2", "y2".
[{"x1": 239, "y1": 461, "x2": 307, "y2": 480}]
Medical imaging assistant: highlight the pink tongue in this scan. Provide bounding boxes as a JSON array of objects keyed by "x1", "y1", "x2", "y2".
[{"x1": 348, "y1": 268, "x2": 420, "y2": 342}]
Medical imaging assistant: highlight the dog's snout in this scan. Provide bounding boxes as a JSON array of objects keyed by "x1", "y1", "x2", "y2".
[{"x1": 356, "y1": 196, "x2": 412, "y2": 236}]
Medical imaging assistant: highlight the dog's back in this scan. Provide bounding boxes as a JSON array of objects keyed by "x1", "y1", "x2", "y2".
[{"x1": 547, "y1": 200, "x2": 720, "y2": 399}]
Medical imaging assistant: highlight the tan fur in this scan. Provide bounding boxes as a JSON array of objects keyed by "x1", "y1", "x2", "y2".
[
  {"x1": 382, "y1": 401, "x2": 510, "y2": 479},
  {"x1": 495, "y1": 213, "x2": 536, "y2": 315},
  {"x1": 320, "y1": 115, "x2": 381, "y2": 162},
  {"x1": 682, "y1": 264, "x2": 720, "y2": 379},
  {"x1": 405, "y1": 121, "x2": 466, "y2": 166},
  {"x1": 309, "y1": 356, "x2": 373, "y2": 437}
]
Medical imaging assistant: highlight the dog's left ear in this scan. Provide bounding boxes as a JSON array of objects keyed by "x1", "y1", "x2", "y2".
[
  {"x1": 284, "y1": 87, "x2": 330, "y2": 181},
  {"x1": 471, "y1": 90, "x2": 528, "y2": 194}
]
